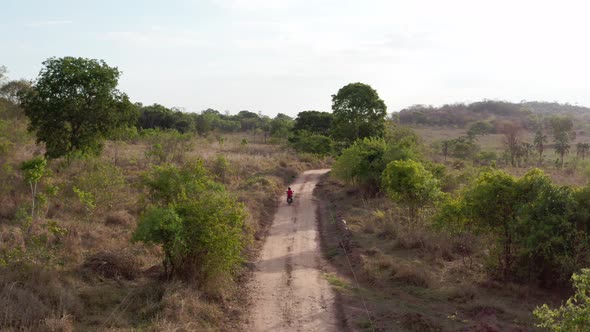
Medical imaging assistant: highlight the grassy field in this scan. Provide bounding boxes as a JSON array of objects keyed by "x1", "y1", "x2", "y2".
[{"x1": 412, "y1": 125, "x2": 590, "y2": 186}]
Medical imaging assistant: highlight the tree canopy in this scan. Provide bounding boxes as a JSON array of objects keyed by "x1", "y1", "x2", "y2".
[
  {"x1": 293, "y1": 110, "x2": 333, "y2": 136},
  {"x1": 331, "y1": 83, "x2": 387, "y2": 144},
  {"x1": 21, "y1": 57, "x2": 137, "y2": 159}
]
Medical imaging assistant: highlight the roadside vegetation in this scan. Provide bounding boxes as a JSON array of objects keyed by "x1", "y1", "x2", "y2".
[
  {"x1": 0, "y1": 59, "x2": 325, "y2": 331},
  {"x1": 2, "y1": 56, "x2": 590, "y2": 331},
  {"x1": 317, "y1": 94, "x2": 590, "y2": 330}
]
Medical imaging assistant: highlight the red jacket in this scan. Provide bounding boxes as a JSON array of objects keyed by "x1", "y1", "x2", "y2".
[{"x1": 287, "y1": 189, "x2": 293, "y2": 198}]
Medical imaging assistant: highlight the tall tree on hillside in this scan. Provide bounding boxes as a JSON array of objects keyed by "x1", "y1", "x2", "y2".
[
  {"x1": 498, "y1": 121, "x2": 522, "y2": 167},
  {"x1": 21, "y1": 57, "x2": 137, "y2": 159},
  {"x1": 441, "y1": 140, "x2": 449, "y2": 161},
  {"x1": 555, "y1": 131, "x2": 571, "y2": 166},
  {"x1": 576, "y1": 143, "x2": 590, "y2": 160},
  {"x1": 549, "y1": 116, "x2": 574, "y2": 166},
  {"x1": 534, "y1": 126, "x2": 548, "y2": 165},
  {"x1": 331, "y1": 83, "x2": 387, "y2": 145}
]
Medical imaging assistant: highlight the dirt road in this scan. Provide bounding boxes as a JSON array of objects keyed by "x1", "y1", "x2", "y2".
[{"x1": 248, "y1": 169, "x2": 339, "y2": 332}]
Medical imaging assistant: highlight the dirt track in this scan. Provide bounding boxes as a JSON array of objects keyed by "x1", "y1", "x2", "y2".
[{"x1": 248, "y1": 169, "x2": 339, "y2": 332}]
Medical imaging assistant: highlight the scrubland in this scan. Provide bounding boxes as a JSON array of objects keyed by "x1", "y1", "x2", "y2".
[{"x1": 0, "y1": 115, "x2": 325, "y2": 331}]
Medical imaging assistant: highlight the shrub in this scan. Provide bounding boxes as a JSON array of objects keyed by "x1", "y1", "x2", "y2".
[
  {"x1": 534, "y1": 269, "x2": 590, "y2": 331},
  {"x1": 438, "y1": 168, "x2": 586, "y2": 284},
  {"x1": 211, "y1": 154, "x2": 231, "y2": 183},
  {"x1": 290, "y1": 131, "x2": 333, "y2": 156},
  {"x1": 133, "y1": 162, "x2": 248, "y2": 284},
  {"x1": 73, "y1": 159, "x2": 126, "y2": 212},
  {"x1": 332, "y1": 137, "x2": 388, "y2": 193},
  {"x1": 381, "y1": 160, "x2": 441, "y2": 223}
]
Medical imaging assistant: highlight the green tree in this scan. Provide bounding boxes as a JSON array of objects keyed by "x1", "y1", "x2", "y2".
[
  {"x1": 20, "y1": 157, "x2": 47, "y2": 223},
  {"x1": 534, "y1": 126, "x2": 548, "y2": 165},
  {"x1": 332, "y1": 137, "x2": 388, "y2": 192},
  {"x1": 467, "y1": 121, "x2": 495, "y2": 137},
  {"x1": 0, "y1": 79, "x2": 31, "y2": 106},
  {"x1": 290, "y1": 131, "x2": 333, "y2": 156},
  {"x1": 269, "y1": 113, "x2": 294, "y2": 139},
  {"x1": 576, "y1": 143, "x2": 590, "y2": 160},
  {"x1": 461, "y1": 169, "x2": 519, "y2": 280},
  {"x1": 331, "y1": 83, "x2": 387, "y2": 145},
  {"x1": 446, "y1": 168, "x2": 583, "y2": 283},
  {"x1": 381, "y1": 160, "x2": 440, "y2": 222},
  {"x1": 555, "y1": 131, "x2": 570, "y2": 166},
  {"x1": 133, "y1": 162, "x2": 248, "y2": 283},
  {"x1": 21, "y1": 57, "x2": 138, "y2": 159},
  {"x1": 534, "y1": 269, "x2": 590, "y2": 331},
  {"x1": 293, "y1": 110, "x2": 333, "y2": 136}
]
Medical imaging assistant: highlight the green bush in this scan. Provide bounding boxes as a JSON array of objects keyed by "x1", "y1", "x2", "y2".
[
  {"x1": 290, "y1": 131, "x2": 333, "y2": 156},
  {"x1": 534, "y1": 269, "x2": 590, "y2": 330},
  {"x1": 332, "y1": 137, "x2": 388, "y2": 192},
  {"x1": 133, "y1": 161, "x2": 248, "y2": 284},
  {"x1": 438, "y1": 168, "x2": 587, "y2": 284},
  {"x1": 381, "y1": 160, "x2": 441, "y2": 222},
  {"x1": 73, "y1": 159, "x2": 126, "y2": 212}
]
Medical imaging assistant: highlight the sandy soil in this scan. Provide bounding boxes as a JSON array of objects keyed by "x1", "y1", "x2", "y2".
[{"x1": 248, "y1": 169, "x2": 340, "y2": 332}]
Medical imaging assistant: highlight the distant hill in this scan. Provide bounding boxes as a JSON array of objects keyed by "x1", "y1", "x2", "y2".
[{"x1": 397, "y1": 100, "x2": 590, "y2": 128}]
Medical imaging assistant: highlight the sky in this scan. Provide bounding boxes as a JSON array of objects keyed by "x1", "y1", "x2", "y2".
[{"x1": 1, "y1": 0, "x2": 590, "y2": 117}]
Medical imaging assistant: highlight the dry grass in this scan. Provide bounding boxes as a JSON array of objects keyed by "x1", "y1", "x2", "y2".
[
  {"x1": 0, "y1": 128, "x2": 321, "y2": 330},
  {"x1": 82, "y1": 251, "x2": 140, "y2": 280},
  {"x1": 316, "y1": 175, "x2": 557, "y2": 331}
]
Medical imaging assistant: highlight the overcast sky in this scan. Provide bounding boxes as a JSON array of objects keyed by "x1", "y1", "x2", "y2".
[{"x1": 1, "y1": 0, "x2": 589, "y2": 117}]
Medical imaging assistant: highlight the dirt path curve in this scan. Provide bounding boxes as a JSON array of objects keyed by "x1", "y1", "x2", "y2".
[{"x1": 248, "y1": 169, "x2": 339, "y2": 332}]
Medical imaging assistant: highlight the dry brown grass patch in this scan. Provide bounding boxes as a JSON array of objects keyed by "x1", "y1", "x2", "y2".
[
  {"x1": 390, "y1": 263, "x2": 432, "y2": 288},
  {"x1": 105, "y1": 210, "x2": 135, "y2": 227},
  {"x1": 401, "y1": 312, "x2": 443, "y2": 332},
  {"x1": 0, "y1": 265, "x2": 81, "y2": 330},
  {"x1": 82, "y1": 250, "x2": 140, "y2": 280}
]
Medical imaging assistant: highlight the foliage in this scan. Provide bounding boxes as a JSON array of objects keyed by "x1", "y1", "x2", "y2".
[
  {"x1": 332, "y1": 124, "x2": 423, "y2": 192},
  {"x1": 467, "y1": 121, "x2": 495, "y2": 137},
  {"x1": 73, "y1": 186, "x2": 96, "y2": 212},
  {"x1": 534, "y1": 125, "x2": 548, "y2": 164},
  {"x1": 331, "y1": 82, "x2": 387, "y2": 145},
  {"x1": 21, "y1": 57, "x2": 138, "y2": 159},
  {"x1": 137, "y1": 103, "x2": 197, "y2": 134},
  {"x1": 384, "y1": 123, "x2": 422, "y2": 161},
  {"x1": 332, "y1": 137, "x2": 388, "y2": 192},
  {"x1": 290, "y1": 130, "x2": 333, "y2": 156},
  {"x1": 20, "y1": 157, "x2": 48, "y2": 220},
  {"x1": 439, "y1": 168, "x2": 587, "y2": 284},
  {"x1": 381, "y1": 160, "x2": 441, "y2": 222},
  {"x1": 554, "y1": 131, "x2": 571, "y2": 166},
  {"x1": 293, "y1": 111, "x2": 333, "y2": 136},
  {"x1": 212, "y1": 154, "x2": 231, "y2": 183},
  {"x1": 534, "y1": 269, "x2": 590, "y2": 331},
  {"x1": 269, "y1": 113, "x2": 293, "y2": 139},
  {"x1": 73, "y1": 159, "x2": 126, "y2": 212},
  {"x1": 133, "y1": 162, "x2": 248, "y2": 282},
  {"x1": 446, "y1": 136, "x2": 480, "y2": 160}
]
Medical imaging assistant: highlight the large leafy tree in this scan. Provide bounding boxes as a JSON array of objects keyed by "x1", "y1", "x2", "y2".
[
  {"x1": 21, "y1": 57, "x2": 137, "y2": 159},
  {"x1": 331, "y1": 83, "x2": 387, "y2": 144}
]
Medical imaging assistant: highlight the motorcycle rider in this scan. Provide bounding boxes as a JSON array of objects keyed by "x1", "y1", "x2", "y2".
[{"x1": 286, "y1": 187, "x2": 293, "y2": 202}]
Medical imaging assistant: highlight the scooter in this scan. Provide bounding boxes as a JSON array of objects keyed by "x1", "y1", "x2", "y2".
[{"x1": 287, "y1": 192, "x2": 294, "y2": 205}]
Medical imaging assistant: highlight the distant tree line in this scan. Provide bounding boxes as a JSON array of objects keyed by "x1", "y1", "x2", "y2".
[{"x1": 398, "y1": 100, "x2": 590, "y2": 128}]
